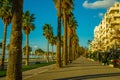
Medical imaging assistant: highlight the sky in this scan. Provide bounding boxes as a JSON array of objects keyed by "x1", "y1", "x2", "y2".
[{"x1": 0, "y1": 0, "x2": 120, "y2": 51}]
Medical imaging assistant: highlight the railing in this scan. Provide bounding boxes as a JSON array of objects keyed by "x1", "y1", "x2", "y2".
[{"x1": 108, "y1": 7, "x2": 119, "y2": 13}]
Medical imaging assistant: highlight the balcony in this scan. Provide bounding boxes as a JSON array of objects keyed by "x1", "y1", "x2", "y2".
[
  {"x1": 106, "y1": 28, "x2": 109, "y2": 32},
  {"x1": 108, "y1": 7, "x2": 119, "y2": 14},
  {"x1": 111, "y1": 20, "x2": 120, "y2": 25},
  {"x1": 114, "y1": 28, "x2": 120, "y2": 33},
  {"x1": 110, "y1": 35, "x2": 120, "y2": 42},
  {"x1": 113, "y1": 13, "x2": 120, "y2": 18}
]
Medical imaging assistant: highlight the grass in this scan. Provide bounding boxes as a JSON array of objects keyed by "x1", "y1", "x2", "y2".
[
  {"x1": 0, "y1": 70, "x2": 6, "y2": 77},
  {"x1": 22, "y1": 61, "x2": 55, "y2": 71},
  {"x1": 0, "y1": 61, "x2": 55, "y2": 77}
]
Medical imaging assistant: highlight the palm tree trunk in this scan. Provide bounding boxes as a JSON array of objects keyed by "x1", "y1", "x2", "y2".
[
  {"x1": 72, "y1": 44, "x2": 75, "y2": 61},
  {"x1": 68, "y1": 36, "x2": 72, "y2": 63},
  {"x1": 75, "y1": 44, "x2": 78, "y2": 59},
  {"x1": 61, "y1": 46, "x2": 64, "y2": 61},
  {"x1": 76, "y1": 44, "x2": 79, "y2": 59},
  {"x1": 56, "y1": 0, "x2": 62, "y2": 68},
  {"x1": 46, "y1": 40, "x2": 49, "y2": 63},
  {"x1": 68, "y1": 27, "x2": 72, "y2": 63},
  {"x1": 72, "y1": 45, "x2": 73, "y2": 61},
  {"x1": 25, "y1": 34, "x2": 29, "y2": 66},
  {"x1": 6, "y1": 0, "x2": 23, "y2": 79},
  {"x1": 76, "y1": 45, "x2": 78, "y2": 58},
  {"x1": 0, "y1": 24, "x2": 7, "y2": 70},
  {"x1": 52, "y1": 45, "x2": 54, "y2": 61},
  {"x1": 63, "y1": 10, "x2": 68, "y2": 66},
  {"x1": 77, "y1": 44, "x2": 79, "y2": 58},
  {"x1": 74, "y1": 45, "x2": 76, "y2": 60}
]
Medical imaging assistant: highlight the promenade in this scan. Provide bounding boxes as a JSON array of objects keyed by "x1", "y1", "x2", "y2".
[{"x1": 1, "y1": 56, "x2": 120, "y2": 80}]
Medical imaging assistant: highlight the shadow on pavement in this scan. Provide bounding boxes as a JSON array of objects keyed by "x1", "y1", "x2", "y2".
[{"x1": 55, "y1": 72, "x2": 120, "y2": 80}]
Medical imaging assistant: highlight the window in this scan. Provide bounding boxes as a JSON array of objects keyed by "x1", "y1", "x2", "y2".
[{"x1": 117, "y1": 4, "x2": 119, "y2": 7}]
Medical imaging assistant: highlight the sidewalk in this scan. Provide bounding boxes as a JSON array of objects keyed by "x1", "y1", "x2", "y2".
[
  {"x1": 1, "y1": 56, "x2": 120, "y2": 80},
  {"x1": 24, "y1": 56, "x2": 120, "y2": 80},
  {"x1": 23, "y1": 64, "x2": 55, "y2": 80}
]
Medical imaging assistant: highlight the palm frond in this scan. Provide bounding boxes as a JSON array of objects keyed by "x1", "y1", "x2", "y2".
[
  {"x1": 0, "y1": 0, "x2": 12, "y2": 25},
  {"x1": 22, "y1": 10, "x2": 35, "y2": 34},
  {"x1": 43, "y1": 24, "x2": 53, "y2": 39}
]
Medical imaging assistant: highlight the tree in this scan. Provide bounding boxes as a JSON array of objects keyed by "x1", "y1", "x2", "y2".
[
  {"x1": 35, "y1": 48, "x2": 44, "y2": 59},
  {"x1": 43, "y1": 24, "x2": 53, "y2": 63},
  {"x1": 35, "y1": 48, "x2": 44, "y2": 55},
  {"x1": 6, "y1": 0, "x2": 23, "y2": 79},
  {"x1": 72, "y1": 33, "x2": 79, "y2": 60},
  {"x1": 22, "y1": 46, "x2": 32, "y2": 55},
  {"x1": 61, "y1": 0, "x2": 74, "y2": 65},
  {"x1": 61, "y1": 36, "x2": 64, "y2": 60},
  {"x1": 6, "y1": 43, "x2": 10, "y2": 51},
  {"x1": 0, "y1": 0, "x2": 12, "y2": 70},
  {"x1": 49, "y1": 36, "x2": 57, "y2": 61},
  {"x1": 22, "y1": 11, "x2": 35, "y2": 66},
  {"x1": 78, "y1": 46, "x2": 86, "y2": 56},
  {"x1": 88, "y1": 40, "x2": 92, "y2": 46},
  {"x1": 53, "y1": 0, "x2": 62, "y2": 68},
  {"x1": 68, "y1": 15, "x2": 78, "y2": 63}
]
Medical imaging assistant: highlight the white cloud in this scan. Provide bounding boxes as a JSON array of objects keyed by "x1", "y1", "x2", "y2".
[
  {"x1": 93, "y1": 13, "x2": 104, "y2": 19},
  {"x1": 93, "y1": 16, "x2": 97, "y2": 18},
  {"x1": 98, "y1": 13, "x2": 104, "y2": 17},
  {"x1": 83, "y1": 0, "x2": 117, "y2": 9},
  {"x1": 33, "y1": 45, "x2": 38, "y2": 49}
]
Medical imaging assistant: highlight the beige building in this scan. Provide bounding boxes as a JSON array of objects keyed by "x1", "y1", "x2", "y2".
[{"x1": 90, "y1": 2, "x2": 120, "y2": 53}]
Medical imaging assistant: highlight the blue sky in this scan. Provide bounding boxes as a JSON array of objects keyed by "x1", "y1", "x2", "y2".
[{"x1": 0, "y1": 0, "x2": 120, "y2": 51}]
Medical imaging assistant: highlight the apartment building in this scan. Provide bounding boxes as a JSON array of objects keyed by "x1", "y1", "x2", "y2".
[{"x1": 90, "y1": 2, "x2": 120, "y2": 53}]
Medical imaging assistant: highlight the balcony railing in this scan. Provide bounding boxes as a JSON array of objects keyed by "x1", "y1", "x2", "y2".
[
  {"x1": 113, "y1": 13, "x2": 120, "y2": 18},
  {"x1": 111, "y1": 20, "x2": 120, "y2": 25},
  {"x1": 108, "y1": 7, "x2": 119, "y2": 13}
]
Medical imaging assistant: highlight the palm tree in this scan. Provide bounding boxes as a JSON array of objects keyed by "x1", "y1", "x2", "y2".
[
  {"x1": 6, "y1": 0, "x2": 23, "y2": 79},
  {"x1": 49, "y1": 36, "x2": 57, "y2": 61},
  {"x1": 61, "y1": 35, "x2": 64, "y2": 61},
  {"x1": 6, "y1": 43, "x2": 10, "y2": 51},
  {"x1": 68, "y1": 15, "x2": 78, "y2": 63},
  {"x1": 62, "y1": 0, "x2": 74, "y2": 65},
  {"x1": 35, "y1": 48, "x2": 44, "y2": 59},
  {"x1": 0, "y1": 0, "x2": 12, "y2": 70},
  {"x1": 87, "y1": 40, "x2": 92, "y2": 48},
  {"x1": 35, "y1": 48, "x2": 44, "y2": 55},
  {"x1": 22, "y1": 11, "x2": 35, "y2": 66},
  {"x1": 53, "y1": 0, "x2": 62, "y2": 68},
  {"x1": 22, "y1": 46, "x2": 32, "y2": 55},
  {"x1": 43, "y1": 24, "x2": 53, "y2": 63},
  {"x1": 72, "y1": 33, "x2": 79, "y2": 60}
]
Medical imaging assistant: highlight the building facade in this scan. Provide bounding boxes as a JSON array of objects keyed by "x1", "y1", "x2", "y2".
[{"x1": 90, "y1": 2, "x2": 120, "y2": 53}]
